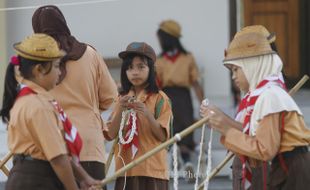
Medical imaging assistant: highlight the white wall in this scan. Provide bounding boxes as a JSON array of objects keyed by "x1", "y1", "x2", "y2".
[{"x1": 4, "y1": 0, "x2": 232, "y2": 106}]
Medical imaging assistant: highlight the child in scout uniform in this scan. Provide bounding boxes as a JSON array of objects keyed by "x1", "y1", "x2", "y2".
[
  {"x1": 32, "y1": 5, "x2": 118, "y2": 183},
  {"x1": 155, "y1": 19, "x2": 204, "y2": 173},
  {"x1": 230, "y1": 25, "x2": 278, "y2": 190},
  {"x1": 104, "y1": 42, "x2": 173, "y2": 190},
  {"x1": 200, "y1": 28, "x2": 310, "y2": 190},
  {"x1": 0, "y1": 34, "x2": 101, "y2": 190}
]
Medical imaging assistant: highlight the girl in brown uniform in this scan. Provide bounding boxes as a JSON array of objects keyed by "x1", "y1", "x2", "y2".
[
  {"x1": 32, "y1": 5, "x2": 118, "y2": 184},
  {"x1": 200, "y1": 29, "x2": 310, "y2": 190},
  {"x1": 155, "y1": 20, "x2": 204, "y2": 170},
  {"x1": 104, "y1": 42, "x2": 173, "y2": 190},
  {"x1": 0, "y1": 34, "x2": 101, "y2": 190}
]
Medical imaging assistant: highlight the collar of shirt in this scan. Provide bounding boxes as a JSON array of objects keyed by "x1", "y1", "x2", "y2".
[{"x1": 21, "y1": 79, "x2": 55, "y2": 101}]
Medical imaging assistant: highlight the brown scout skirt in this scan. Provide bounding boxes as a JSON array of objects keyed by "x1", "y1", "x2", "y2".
[
  {"x1": 232, "y1": 156, "x2": 270, "y2": 190},
  {"x1": 6, "y1": 155, "x2": 64, "y2": 190},
  {"x1": 269, "y1": 147, "x2": 310, "y2": 190},
  {"x1": 162, "y1": 87, "x2": 195, "y2": 149},
  {"x1": 114, "y1": 176, "x2": 169, "y2": 190}
]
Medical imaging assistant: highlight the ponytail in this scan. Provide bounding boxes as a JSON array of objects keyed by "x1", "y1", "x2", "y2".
[{"x1": 0, "y1": 62, "x2": 19, "y2": 123}]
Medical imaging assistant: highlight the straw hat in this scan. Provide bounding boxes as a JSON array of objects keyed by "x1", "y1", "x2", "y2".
[
  {"x1": 159, "y1": 20, "x2": 181, "y2": 38},
  {"x1": 223, "y1": 32, "x2": 275, "y2": 62},
  {"x1": 119, "y1": 42, "x2": 156, "y2": 62},
  {"x1": 13, "y1": 33, "x2": 65, "y2": 61},
  {"x1": 235, "y1": 25, "x2": 276, "y2": 43}
]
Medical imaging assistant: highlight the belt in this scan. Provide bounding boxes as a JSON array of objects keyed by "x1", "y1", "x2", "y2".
[
  {"x1": 13, "y1": 154, "x2": 49, "y2": 165},
  {"x1": 272, "y1": 146, "x2": 308, "y2": 164}
]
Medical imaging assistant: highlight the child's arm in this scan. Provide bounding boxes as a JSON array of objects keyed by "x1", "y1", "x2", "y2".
[
  {"x1": 70, "y1": 160, "x2": 102, "y2": 190},
  {"x1": 50, "y1": 154, "x2": 79, "y2": 190},
  {"x1": 105, "y1": 95, "x2": 133, "y2": 139}
]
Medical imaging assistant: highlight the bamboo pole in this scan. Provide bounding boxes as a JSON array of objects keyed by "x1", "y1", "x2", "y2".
[
  {"x1": 100, "y1": 116, "x2": 209, "y2": 186},
  {"x1": 0, "y1": 152, "x2": 13, "y2": 176},
  {"x1": 197, "y1": 75, "x2": 309, "y2": 190},
  {"x1": 105, "y1": 137, "x2": 118, "y2": 174}
]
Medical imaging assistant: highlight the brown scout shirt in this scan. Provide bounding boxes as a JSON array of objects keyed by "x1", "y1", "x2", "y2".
[
  {"x1": 155, "y1": 53, "x2": 199, "y2": 88},
  {"x1": 222, "y1": 112, "x2": 310, "y2": 162},
  {"x1": 8, "y1": 80, "x2": 67, "y2": 161},
  {"x1": 106, "y1": 90, "x2": 172, "y2": 180},
  {"x1": 50, "y1": 46, "x2": 118, "y2": 163}
]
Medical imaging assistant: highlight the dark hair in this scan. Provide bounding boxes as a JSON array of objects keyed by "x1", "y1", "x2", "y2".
[
  {"x1": 270, "y1": 42, "x2": 278, "y2": 53},
  {"x1": 0, "y1": 56, "x2": 52, "y2": 123},
  {"x1": 157, "y1": 29, "x2": 188, "y2": 55},
  {"x1": 119, "y1": 54, "x2": 158, "y2": 95}
]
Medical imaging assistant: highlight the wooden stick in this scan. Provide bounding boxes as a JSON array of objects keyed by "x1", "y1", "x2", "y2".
[
  {"x1": 100, "y1": 117, "x2": 209, "y2": 186},
  {"x1": 105, "y1": 137, "x2": 118, "y2": 174},
  {"x1": 197, "y1": 74, "x2": 309, "y2": 189},
  {"x1": 0, "y1": 152, "x2": 13, "y2": 176}
]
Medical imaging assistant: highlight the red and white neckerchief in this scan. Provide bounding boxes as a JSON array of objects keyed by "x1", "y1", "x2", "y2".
[
  {"x1": 51, "y1": 100, "x2": 83, "y2": 163},
  {"x1": 163, "y1": 49, "x2": 180, "y2": 63},
  {"x1": 235, "y1": 75, "x2": 286, "y2": 189},
  {"x1": 119, "y1": 109, "x2": 139, "y2": 159},
  {"x1": 17, "y1": 86, "x2": 83, "y2": 163}
]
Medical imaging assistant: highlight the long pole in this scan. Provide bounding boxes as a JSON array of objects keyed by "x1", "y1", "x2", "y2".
[
  {"x1": 105, "y1": 137, "x2": 118, "y2": 174},
  {"x1": 100, "y1": 116, "x2": 209, "y2": 186},
  {"x1": 197, "y1": 75, "x2": 309, "y2": 190},
  {"x1": 0, "y1": 152, "x2": 13, "y2": 176}
]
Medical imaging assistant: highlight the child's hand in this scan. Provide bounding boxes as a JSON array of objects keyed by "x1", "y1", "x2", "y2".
[
  {"x1": 79, "y1": 176, "x2": 102, "y2": 190},
  {"x1": 119, "y1": 95, "x2": 135, "y2": 110},
  {"x1": 129, "y1": 101, "x2": 149, "y2": 115}
]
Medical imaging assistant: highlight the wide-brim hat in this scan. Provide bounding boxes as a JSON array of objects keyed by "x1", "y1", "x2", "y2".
[
  {"x1": 223, "y1": 32, "x2": 275, "y2": 62},
  {"x1": 119, "y1": 42, "x2": 156, "y2": 62},
  {"x1": 14, "y1": 33, "x2": 65, "y2": 61},
  {"x1": 159, "y1": 19, "x2": 181, "y2": 38},
  {"x1": 235, "y1": 25, "x2": 276, "y2": 43}
]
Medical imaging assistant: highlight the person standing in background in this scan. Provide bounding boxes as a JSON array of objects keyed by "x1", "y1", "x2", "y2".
[
  {"x1": 32, "y1": 5, "x2": 118, "y2": 186},
  {"x1": 155, "y1": 19, "x2": 204, "y2": 178}
]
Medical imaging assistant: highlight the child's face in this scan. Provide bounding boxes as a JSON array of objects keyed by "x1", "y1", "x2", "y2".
[
  {"x1": 126, "y1": 56, "x2": 149, "y2": 88},
  {"x1": 229, "y1": 64, "x2": 249, "y2": 92},
  {"x1": 39, "y1": 59, "x2": 61, "y2": 91}
]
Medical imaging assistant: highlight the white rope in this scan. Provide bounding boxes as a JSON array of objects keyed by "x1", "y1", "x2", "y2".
[
  {"x1": 204, "y1": 128, "x2": 213, "y2": 190},
  {"x1": 194, "y1": 124, "x2": 206, "y2": 190},
  {"x1": 119, "y1": 110, "x2": 137, "y2": 145},
  {"x1": 194, "y1": 99, "x2": 209, "y2": 190},
  {"x1": 172, "y1": 143, "x2": 179, "y2": 190},
  {"x1": 0, "y1": 0, "x2": 118, "y2": 12}
]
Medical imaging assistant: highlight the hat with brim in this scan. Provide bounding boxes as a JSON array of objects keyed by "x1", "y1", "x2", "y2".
[
  {"x1": 119, "y1": 42, "x2": 156, "y2": 62},
  {"x1": 223, "y1": 32, "x2": 275, "y2": 62},
  {"x1": 14, "y1": 33, "x2": 65, "y2": 61},
  {"x1": 235, "y1": 25, "x2": 276, "y2": 43},
  {"x1": 159, "y1": 20, "x2": 181, "y2": 38}
]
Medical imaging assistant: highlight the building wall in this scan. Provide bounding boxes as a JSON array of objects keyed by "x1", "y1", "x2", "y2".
[
  {"x1": 4, "y1": 0, "x2": 232, "y2": 107},
  {"x1": 0, "y1": 0, "x2": 6, "y2": 106}
]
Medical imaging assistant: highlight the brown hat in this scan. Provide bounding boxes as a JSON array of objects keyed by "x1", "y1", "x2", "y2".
[
  {"x1": 159, "y1": 20, "x2": 181, "y2": 38},
  {"x1": 223, "y1": 32, "x2": 275, "y2": 62},
  {"x1": 235, "y1": 25, "x2": 276, "y2": 43},
  {"x1": 119, "y1": 42, "x2": 156, "y2": 62},
  {"x1": 14, "y1": 33, "x2": 65, "y2": 61}
]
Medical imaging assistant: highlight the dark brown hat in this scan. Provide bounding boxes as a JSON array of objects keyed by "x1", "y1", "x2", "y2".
[{"x1": 119, "y1": 42, "x2": 156, "y2": 62}]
